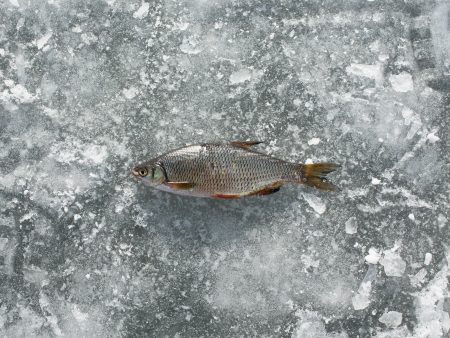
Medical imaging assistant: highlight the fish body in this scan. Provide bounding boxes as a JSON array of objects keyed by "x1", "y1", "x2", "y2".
[{"x1": 132, "y1": 141, "x2": 339, "y2": 199}]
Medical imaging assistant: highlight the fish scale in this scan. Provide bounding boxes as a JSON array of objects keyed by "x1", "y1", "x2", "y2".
[{"x1": 159, "y1": 144, "x2": 290, "y2": 195}]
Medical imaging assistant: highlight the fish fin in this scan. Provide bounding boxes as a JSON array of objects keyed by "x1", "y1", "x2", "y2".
[
  {"x1": 164, "y1": 181, "x2": 196, "y2": 190},
  {"x1": 230, "y1": 140, "x2": 264, "y2": 149},
  {"x1": 296, "y1": 163, "x2": 340, "y2": 191},
  {"x1": 212, "y1": 193, "x2": 242, "y2": 199},
  {"x1": 248, "y1": 183, "x2": 282, "y2": 196}
]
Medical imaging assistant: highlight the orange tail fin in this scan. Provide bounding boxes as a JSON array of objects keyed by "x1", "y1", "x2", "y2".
[{"x1": 297, "y1": 163, "x2": 340, "y2": 191}]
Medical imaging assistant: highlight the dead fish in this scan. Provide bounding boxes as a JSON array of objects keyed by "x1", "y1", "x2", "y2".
[{"x1": 132, "y1": 141, "x2": 339, "y2": 199}]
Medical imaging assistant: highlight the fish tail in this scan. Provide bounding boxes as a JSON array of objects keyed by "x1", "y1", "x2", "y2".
[{"x1": 295, "y1": 163, "x2": 340, "y2": 191}]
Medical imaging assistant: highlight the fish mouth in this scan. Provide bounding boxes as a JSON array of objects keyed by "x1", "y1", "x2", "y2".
[{"x1": 131, "y1": 169, "x2": 140, "y2": 177}]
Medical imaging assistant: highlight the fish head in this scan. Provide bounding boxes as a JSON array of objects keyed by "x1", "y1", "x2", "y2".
[{"x1": 132, "y1": 161, "x2": 165, "y2": 186}]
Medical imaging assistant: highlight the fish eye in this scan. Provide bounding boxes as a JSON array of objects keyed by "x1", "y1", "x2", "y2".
[{"x1": 138, "y1": 168, "x2": 148, "y2": 177}]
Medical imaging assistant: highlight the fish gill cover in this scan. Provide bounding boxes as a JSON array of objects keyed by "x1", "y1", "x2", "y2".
[{"x1": 0, "y1": 0, "x2": 449, "y2": 337}]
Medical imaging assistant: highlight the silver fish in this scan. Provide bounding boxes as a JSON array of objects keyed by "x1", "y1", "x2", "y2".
[{"x1": 132, "y1": 141, "x2": 339, "y2": 199}]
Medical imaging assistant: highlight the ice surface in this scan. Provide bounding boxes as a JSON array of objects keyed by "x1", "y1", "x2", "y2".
[{"x1": 0, "y1": 0, "x2": 449, "y2": 337}]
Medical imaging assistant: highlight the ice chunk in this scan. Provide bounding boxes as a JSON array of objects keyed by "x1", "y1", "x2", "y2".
[
  {"x1": 71, "y1": 25, "x2": 82, "y2": 33},
  {"x1": 122, "y1": 87, "x2": 138, "y2": 99},
  {"x1": 0, "y1": 238, "x2": 8, "y2": 251},
  {"x1": 346, "y1": 63, "x2": 383, "y2": 86},
  {"x1": 431, "y1": 3, "x2": 450, "y2": 69},
  {"x1": 72, "y1": 305, "x2": 89, "y2": 322},
  {"x1": 371, "y1": 177, "x2": 381, "y2": 185},
  {"x1": 10, "y1": 84, "x2": 35, "y2": 103},
  {"x1": 426, "y1": 131, "x2": 440, "y2": 143},
  {"x1": 345, "y1": 217, "x2": 358, "y2": 234},
  {"x1": 36, "y1": 32, "x2": 52, "y2": 50},
  {"x1": 365, "y1": 248, "x2": 381, "y2": 264},
  {"x1": 229, "y1": 69, "x2": 252, "y2": 84},
  {"x1": 352, "y1": 289, "x2": 371, "y2": 311},
  {"x1": 411, "y1": 268, "x2": 427, "y2": 287},
  {"x1": 380, "y1": 250, "x2": 406, "y2": 277},
  {"x1": 379, "y1": 311, "x2": 402, "y2": 327},
  {"x1": 424, "y1": 253, "x2": 432, "y2": 266},
  {"x1": 307, "y1": 138, "x2": 321, "y2": 145},
  {"x1": 180, "y1": 37, "x2": 203, "y2": 55},
  {"x1": 352, "y1": 265, "x2": 377, "y2": 310},
  {"x1": 302, "y1": 193, "x2": 326, "y2": 214},
  {"x1": 293, "y1": 309, "x2": 348, "y2": 338},
  {"x1": 133, "y1": 2, "x2": 150, "y2": 19},
  {"x1": 413, "y1": 248, "x2": 450, "y2": 337},
  {"x1": 389, "y1": 72, "x2": 414, "y2": 92}
]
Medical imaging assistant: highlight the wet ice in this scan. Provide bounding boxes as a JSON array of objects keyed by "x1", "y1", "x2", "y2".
[{"x1": 0, "y1": 0, "x2": 449, "y2": 337}]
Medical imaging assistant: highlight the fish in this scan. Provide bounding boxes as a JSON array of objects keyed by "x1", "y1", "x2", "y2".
[{"x1": 132, "y1": 141, "x2": 339, "y2": 199}]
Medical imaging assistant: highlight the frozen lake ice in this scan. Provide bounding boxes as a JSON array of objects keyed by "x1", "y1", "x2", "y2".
[{"x1": 0, "y1": 0, "x2": 449, "y2": 337}]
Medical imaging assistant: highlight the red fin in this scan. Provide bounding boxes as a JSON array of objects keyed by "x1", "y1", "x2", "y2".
[
  {"x1": 212, "y1": 193, "x2": 242, "y2": 199},
  {"x1": 296, "y1": 163, "x2": 340, "y2": 191},
  {"x1": 248, "y1": 183, "x2": 282, "y2": 196},
  {"x1": 230, "y1": 140, "x2": 264, "y2": 149},
  {"x1": 164, "y1": 182, "x2": 195, "y2": 190}
]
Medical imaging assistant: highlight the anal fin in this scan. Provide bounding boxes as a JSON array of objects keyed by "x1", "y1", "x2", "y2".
[
  {"x1": 248, "y1": 183, "x2": 282, "y2": 196},
  {"x1": 212, "y1": 193, "x2": 242, "y2": 199}
]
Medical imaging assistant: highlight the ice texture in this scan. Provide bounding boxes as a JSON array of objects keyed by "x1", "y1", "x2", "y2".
[{"x1": 0, "y1": 0, "x2": 449, "y2": 337}]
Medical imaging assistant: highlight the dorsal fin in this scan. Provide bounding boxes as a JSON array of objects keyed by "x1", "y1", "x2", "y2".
[{"x1": 229, "y1": 140, "x2": 264, "y2": 149}]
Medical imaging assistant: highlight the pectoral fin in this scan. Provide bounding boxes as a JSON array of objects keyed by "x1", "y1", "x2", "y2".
[
  {"x1": 164, "y1": 181, "x2": 195, "y2": 190},
  {"x1": 230, "y1": 140, "x2": 264, "y2": 149}
]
